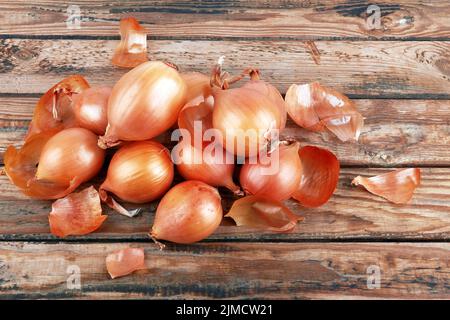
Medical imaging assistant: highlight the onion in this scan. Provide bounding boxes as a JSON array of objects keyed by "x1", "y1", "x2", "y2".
[
  {"x1": 111, "y1": 17, "x2": 148, "y2": 68},
  {"x1": 292, "y1": 145, "x2": 340, "y2": 207},
  {"x1": 240, "y1": 142, "x2": 302, "y2": 202},
  {"x1": 72, "y1": 86, "x2": 111, "y2": 135},
  {"x1": 25, "y1": 75, "x2": 90, "y2": 141},
  {"x1": 99, "y1": 61, "x2": 187, "y2": 148},
  {"x1": 352, "y1": 168, "x2": 421, "y2": 204},
  {"x1": 36, "y1": 128, "x2": 105, "y2": 185},
  {"x1": 181, "y1": 72, "x2": 212, "y2": 106},
  {"x1": 151, "y1": 181, "x2": 223, "y2": 244},
  {"x1": 173, "y1": 140, "x2": 240, "y2": 193},
  {"x1": 100, "y1": 141, "x2": 174, "y2": 216},
  {"x1": 285, "y1": 82, "x2": 363, "y2": 141},
  {"x1": 210, "y1": 59, "x2": 282, "y2": 158}
]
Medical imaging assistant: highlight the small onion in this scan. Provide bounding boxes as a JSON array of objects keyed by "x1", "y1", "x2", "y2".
[
  {"x1": 99, "y1": 61, "x2": 187, "y2": 148},
  {"x1": 151, "y1": 181, "x2": 223, "y2": 244},
  {"x1": 181, "y1": 72, "x2": 212, "y2": 106},
  {"x1": 36, "y1": 127, "x2": 105, "y2": 186},
  {"x1": 73, "y1": 86, "x2": 111, "y2": 135},
  {"x1": 100, "y1": 141, "x2": 174, "y2": 216},
  {"x1": 240, "y1": 142, "x2": 302, "y2": 202}
]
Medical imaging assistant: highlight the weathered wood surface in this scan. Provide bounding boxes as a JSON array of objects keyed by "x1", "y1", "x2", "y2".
[
  {"x1": 0, "y1": 1, "x2": 449, "y2": 40},
  {"x1": 0, "y1": 242, "x2": 449, "y2": 299},
  {"x1": 0, "y1": 168, "x2": 448, "y2": 241},
  {"x1": 0, "y1": 39, "x2": 450, "y2": 97},
  {"x1": 1, "y1": 96, "x2": 449, "y2": 166}
]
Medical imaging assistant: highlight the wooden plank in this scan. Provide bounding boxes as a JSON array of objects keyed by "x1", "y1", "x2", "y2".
[
  {"x1": 0, "y1": 242, "x2": 449, "y2": 299},
  {"x1": 1, "y1": 97, "x2": 449, "y2": 166},
  {"x1": 0, "y1": 1, "x2": 449, "y2": 40},
  {"x1": 0, "y1": 168, "x2": 449, "y2": 241},
  {"x1": 0, "y1": 39, "x2": 450, "y2": 96}
]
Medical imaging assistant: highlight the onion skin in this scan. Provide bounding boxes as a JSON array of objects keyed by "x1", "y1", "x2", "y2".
[
  {"x1": 181, "y1": 72, "x2": 212, "y2": 105},
  {"x1": 151, "y1": 181, "x2": 223, "y2": 244},
  {"x1": 73, "y1": 86, "x2": 111, "y2": 135},
  {"x1": 36, "y1": 128, "x2": 105, "y2": 186},
  {"x1": 174, "y1": 140, "x2": 240, "y2": 193},
  {"x1": 106, "y1": 248, "x2": 145, "y2": 279},
  {"x1": 352, "y1": 168, "x2": 421, "y2": 204},
  {"x1": 292, "y1": 145, "x2": 340, "y2": 208},
  {"x1": 240, "y1": 142, "x2": 302, "y2": 202},
  {"x1": 100, "y1": 61, "x2": 187, "y2": 147},
  {"x1": 49, "y1": 186, "x2": 107, "y2": 238},
  {"x1": 100, "y1": 141, "x2": 174, "y2": 203},
  {"x1": 111, "y1": 17, "x2": 148, "y2": 68},
  {"x1": 212, "y1": 87, "x2": 281, "y2": 158},
  {"x1": 285, "y1": 82, "x2": 363, "y2": 141},
  {"x1": 25, "y1": 75, "x2": 90, "y2": 141}
]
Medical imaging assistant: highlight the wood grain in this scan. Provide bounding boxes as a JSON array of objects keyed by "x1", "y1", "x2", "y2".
[
  {"x1": 0, "y1": 168, "x2": 448, "y2": 241},
  {"x1": 1, "y1": 97, "x2": 449, "y2": 166},
  {"x1": 0, "y1": 241, "x2": 449, "y2": 299},
  {"x1": 0, "y1": 1, "x2": 449, "y2": 40},
  {"x1": 0, "y1": 39, "x2": 450, "y2": 96}
]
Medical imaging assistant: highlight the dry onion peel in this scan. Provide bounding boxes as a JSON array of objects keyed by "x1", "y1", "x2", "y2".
[
  {"x1": 111, "y1": 17, "x2": 148, "y2": 68},
  {"x1": 151, "y1": 181, "x2": 223, "y2": 244},
  {"x1": 99, "y1": 61, "x2": 187, "y2": 148},
  {"x1": 352, "y1": 168, "x2": 421, "y2": 204},
  {"x1": 49, "y1": 186, "x2": 107, "y2": 237},
  {"x1": 293, "y1": 145, "x2": 340, "y2": 208},
  {"x1": 106, "y1": 248, "x2": 145, "y2": 279},
  {"x1": 100, "y1": 141, "x2": 173, "y2": 217},
  {"x1": 225, "y1": 195, "x2": 303, "y2": 232},
  {"x1": 25, "y1": 75, "x2": 90, "y2": 141},
  {"x1": 240, "y1": 141, "x2": 302, "y2": 202},
  {"x1": 285, "y1": 82, "x2": 363, "y2": 142}
]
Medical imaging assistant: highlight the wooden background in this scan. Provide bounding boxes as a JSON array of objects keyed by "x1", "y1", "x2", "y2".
[{"x1": 0, "y1": 0, "x2": 449, "y2": 299}]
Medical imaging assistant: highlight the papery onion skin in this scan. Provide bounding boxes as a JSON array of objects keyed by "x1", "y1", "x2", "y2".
[
  {"x1": 352, "y1": 168, "x2": 421, "y2": 204},
  {"x1": 100, "y1": 141, "x2": 174, "y2": 203},
  {"x1": 112, "y1": 17, "x2": 148, "y2": 68},
  {"x1": 181, "y1": 72, "x2": 212, "y2": 106},
  {"x1": 225, "y1": 195, "x2": 303, "y2": 232},
  {"x1": 106, "y1": 248, "x2": 145, "y2": 279},
  {"x1": 151, "y1": 181, "x2": 223, "y2": 244},
  {"x1": 4, "y1": 130, "x2": 81, "y2": 199},
  {"x1": 285, "y1": 82, "x2": 363, "y2": 141},
  {"x1": 212, "y1": 87, "x2": 281, "y2": 158},
  {"x1": 73, "y1": 86, "x2": 111, "y2": 135},
  {"x1": 25, "y1": 75, "x2": 90, "y2": 141},
  {"x1": 100, "y1": 61, "x2": 187, "y2": 147},
  {"x1": 240, "y1": 142, "x2": 302, "y2": 202},
  {"x1": 36, "y1": 128, "x2": 105, "y2": 186},
  {"x1": 49, "y1": 186, "x2": 107, "y2": 238},
  {"x1": 174, "y1": 140, "x2": 240, "y2": 193},
  {"x1": 292, "y1": 145, "x2": 340, "y2": 208}
]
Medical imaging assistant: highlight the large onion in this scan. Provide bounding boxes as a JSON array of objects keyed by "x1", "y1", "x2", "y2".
[{"x1": 99, "y1": 61, "x2": 187, "y2": 148}]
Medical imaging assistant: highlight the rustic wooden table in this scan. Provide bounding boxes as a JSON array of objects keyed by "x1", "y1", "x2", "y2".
[{"x1": 0, "y1": 0, "x2": 449, "y2": 299}]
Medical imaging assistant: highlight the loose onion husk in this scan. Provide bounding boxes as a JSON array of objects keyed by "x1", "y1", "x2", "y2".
[
  {"x1": 25, "y1": 75, "x2": 90, "y2": 141},
  {"x1": 72, "y1": 86, "x2": 111, "y2": 135},
  {"x1": 292, "y1": 145, "x2": 340, "y2": 208},
  {"x1": 111, "y1": 17, "x2": 148, "y2": 68},
  {"x1": 49, "y1": 186, "x2": 107, "y2": 238},
  {"x1": 100, "y1": 141, "x2": 174, "y2": 217},
  {"x1": 99, "y1": 61, "x2": 187, "y2": 148},
  {"x1": 106, "y1": 248, "x2": 145, "y2": 279},
  {"x1": 151, "y1": 180, "x2": 223, "y2": 244},
  {"x1": 285, "y1": 82, "x2": 363, "y2": 142},
  {"x1": 240, "y1": 141, "x2": 302, "y2": 202},
  {"x1": 4, "y1": 128, "x2": 104, "y2": 199},
  {"x1": 225, "y1": 195, "x2": 303, "y2": 232},
  {"x1": 352, "y1": 168, "x2": 421, "y2": 204},
  {"x1": 173, "y1": 139, "x2": 240, "y2": 193}
]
